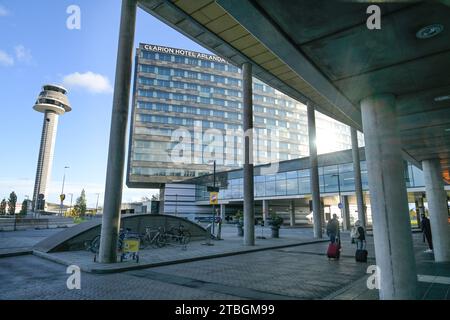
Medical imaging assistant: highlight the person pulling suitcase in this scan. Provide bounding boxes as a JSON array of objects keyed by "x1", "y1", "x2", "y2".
[{"x1": 351, "y1": 220, "x2": 367, "y2": 262}]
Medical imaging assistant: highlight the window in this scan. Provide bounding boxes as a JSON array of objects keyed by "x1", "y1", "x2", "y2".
[
  {"x1": 254, "y1": 83, "x2": 264, "y2": 92},
  {"x1": 228, "y1": 89, "x2": 240, "y2": 97},
  {"x1": 213, "y1": 110, "x2": 224, "y2": 117},
  {"x1": 157, "y1": 67, "x2": 171, "y2": 76},
  {"x1": 172, "y1": 105, "x2": 183, "y2": 113},
  {"x1": 186, "y1": 95, "x2": 197, "y2": 103},
  {"x1": 200, "y1": 97, "x2": 210, "y2": 104},
  {"x1": 201, "y1": 86, "x2": 210, "y2": 93},
  {"x1": 138, "y1": 77, "x2": 153, "y2": 85},
  {"x1": 139, "y1": 64, "x2": 155, "y2": 73},
  {"x1": 141, "y1": 51, "x2": 155, "y2": 60},
  {"x1": 215, "y1": 76, "x2": 226, "y2": 84},
  {"x1": 172, "y1": 81, "x2": 184, "y2": 89},
  {"x1": 214, "y1": 87, "x2": 226, "y2": 95},
  {"x1": 201, "y1": 60, "x2": 211, "y2": 68},
  {"x1": 174, "y1": 56, "x2": 185, "y2": 64},
  {"x1": 228, "y1": 65, "x2": 239, "y2": 73},
  {"x1": 187, "y1": 71, "x2": 197, "y2": 79},
  {"x1": 174, "y1": 69, "x2": 184, "y2": 77},
  {"x1": 158, "y1": 53, "x2": 172, "y2": 62},
  {"x1": 156, "y1": 79, "x2": 170, "y2": 87},
  {"x1": 214, "y1": 98, "x2": 226, "y2": 106},
  {"x1": 187, "y1": 58, "x2": 198, "y2": 66},
  {"x1": 228, "y1": 78, "x2": 240, "y2": 86},
  {"x1": 201, "y1": 73, "x2": 211, "y2": 81},
  {"x1": 254, "y1": 105, "x2": 264, "y2": 113},
  {"x1": 155, "y1": 91, "x2": 169, "y2": 99},
  {"x1": 186, "y1": 83, "x2": 197, "y2": 90},
  {"x1": 214, "y1": 63, "x2": 226, "y2": 71}
]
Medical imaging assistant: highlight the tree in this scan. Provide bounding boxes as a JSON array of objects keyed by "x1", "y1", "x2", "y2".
[
  {"x1": 8, "y1": 191, "x2": 17, "y2": 215},
  {"x1": 151, "y1": 193, "x2": 159, "y2": 201},
  {"x1": 0, "y1": 199, "x2": 6, "y2": 215},
  {"x1": 20, "y1": 199, "x2": 28, "y2": 215},
  {"x1": 74, "y1": 189, "x2": 87, "y2": 217}
]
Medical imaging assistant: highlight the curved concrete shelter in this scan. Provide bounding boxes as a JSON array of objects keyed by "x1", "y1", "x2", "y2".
[{"x1": 99, "y1": 0, "x2": 450, "y2": 300}]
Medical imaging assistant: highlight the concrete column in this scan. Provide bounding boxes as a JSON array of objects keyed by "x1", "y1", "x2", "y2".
[
  {"x1": 262, "y1": 200, "x2": 269, "y2": 224},
  {"x1": 98, "y1": 0, "x2": 137, "y2": 263},
  {"x1": 422, "y1": 159, "x2": 450, "y2": 262},
  {"x1": 220, "y1": 203, "x2": 226, "y2": 222},
  {"x1": 341, "y1": 195, "x2": 351, "y2": 231},
  {"x1": 351, "y1": 127, "x2": 366, "y2": 228},
  {"x1": 307, "y1": 102, "x2": 322, "y2": 238},
  {"x1": 290, "y1": 200, "x2": 295, "y2": 227},
  {"x1": 242, "y1": 62, "x2": 255, "y2": 246},
  {"x1": 361, "y1": 93, "x2": 417, "y2": 300}
]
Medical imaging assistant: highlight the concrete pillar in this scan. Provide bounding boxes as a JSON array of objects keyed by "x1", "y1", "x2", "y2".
[
  {"x1": 98, "y1": 0, "x2": 137, "y2": 263},
  {"x1": 361, "y1": 93, "x2": 417, "y2": 300},
  {"x1": 220, "y1": 203, "x2": 226, "y2": 222},
  {"x1": 290, "y1": 200, "x2": 295, "y2": 227},
  {"x1": 242, "y1": 62, "x2": 255, "y2": 246},
  {"x1": 262, "y1": 200, "x2": 269, "y2": 224},
  {"x1": 307, "y1": 102, "x2": 322, "y2": 238},
  {"x1": 351, "y1": 127, "x2": 366, "y2": 228},
  {"x1": 341, "y1": 195, "x2": 351, "y2": 231},
  {"x1": 422, "y1": 159, "x2": 450, "y2": 262}
]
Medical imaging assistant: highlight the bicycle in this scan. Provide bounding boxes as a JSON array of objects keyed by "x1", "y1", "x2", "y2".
[
  {"x1": 85, "y1": 228, "x2": 130, "y2": 254},
  {"x1": 167, "y1": 223, "x2": 191, "y2": 245},
  {"x1": 139, "y1": 226, "x2": 168, "y2": 249}
]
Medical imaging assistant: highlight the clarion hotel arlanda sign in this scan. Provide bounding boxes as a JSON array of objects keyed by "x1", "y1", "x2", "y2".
[{"x1": 141, "y1": 43, "x2": 227, "y2": 63}]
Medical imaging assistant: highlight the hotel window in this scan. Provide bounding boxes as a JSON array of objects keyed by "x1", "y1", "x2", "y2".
[
  {"x1": 141, "y1": 51, "x2": 156, "y2": 60},
  {"x1": 214, "y1": 98, "x2": 226, "y2": 106},
  {"x1": 139, "y1": 64, "x2": 155, "y2": 73},
  {"x1": 156, "y1": 91, "x2": 169, "y2": 99},
  {"x1": 200, "y1": 97, "x2": 210, "y2": 104},
  {"x1": 186, "y1": 83, "x2": 197, "y2": 90},
  {"x1": 185, "y1": 106, "x2": 197, "y2": 114},
  {"x1": 228, "y1": 65, "x2": 239, "y2": 73},
  {"x1": 186, "y1": 95, "x2": 197, "y2": 102},
  {"x1": 201, "y1": 60, "x2": 211, "y2": 68},
  {"x1": 138, "y1": 77, "x2": 153, "y2": 85},
  {"x1": 214, "y1": 87, "x2": 226, "y2": 95},
  {"x1": 172, "y1": 105, "x2": 183, "y2": 113},
  {"x1": 215, "y1": 76, "x2": 226, "y2": 84},
  {"x1": 174, "y1": 69, "x2": 184, "y2": 77},
  {"x1": 156, "y1": 80, "x2": 170, "y2": 87},
  {"x1": 254, "y1": 83, "x2": 264, "y2": 92},
  {"x1": 174, "y1": 56, "x2": 185, "y2": 64},
  {"x1": 228, "y1": 78, "x2": 240, "y2": 86},
  {"x1": 158, "y1": 53, "x2": 172, "y2": 62},
  {"x1": 200, "y1": 86, "x2": 211, "y2": 93},
  {"x1": 213, "y1": 110, "x2": 224, "y2": 117},
  {"x1": 201, "y1": 73, "x2": 211, "y2": 81},
  {"x1": 187, "y1": 58, "x2": 198, "y2": 65},
  {"x1": 214, "y1": 63, "x2": 226, "y2": 71},
  {"x1": 172, "y1": 81, "x2": 184, "y2": 89},
  {"x1": 157, "y1": 67, "x2": 171, "y2": 76},
  {"x1": 227, "y1": 89, "x2": 240, "y2": 97}
]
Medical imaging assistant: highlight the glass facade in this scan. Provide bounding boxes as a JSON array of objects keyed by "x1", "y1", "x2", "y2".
[
  {"x1": 195, "y1": 161, "x2": 425, "y2": 201},
  {"x1": 128, "y1": 43, "x2": 364, "y2": 188}
]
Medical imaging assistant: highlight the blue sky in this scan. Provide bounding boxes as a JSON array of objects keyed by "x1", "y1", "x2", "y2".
[{"x1": 0, "y1": 0, "x2": 210, "y2": 207}]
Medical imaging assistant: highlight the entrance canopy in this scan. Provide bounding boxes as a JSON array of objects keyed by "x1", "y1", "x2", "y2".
[{"x1": 139, "y1": 0, "x2": 450, "y2": 181}]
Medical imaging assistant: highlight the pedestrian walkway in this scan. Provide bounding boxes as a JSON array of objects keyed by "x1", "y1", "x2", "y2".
[
  {"x1": 0, "y1": 228, "x2": 64, "y2": 257},
  {"x1": 33, "y1": 225, "x2": 326, "y2": 273}
]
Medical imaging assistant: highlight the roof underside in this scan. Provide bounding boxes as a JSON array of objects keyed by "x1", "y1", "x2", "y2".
[{"x1": 138, "y1": 0, "x2": 450, "y2": 183}]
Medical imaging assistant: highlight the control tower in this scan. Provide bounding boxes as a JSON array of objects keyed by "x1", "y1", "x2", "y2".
[{"x1": 32, "y1": 84, "x2": 71, "y2": 212}]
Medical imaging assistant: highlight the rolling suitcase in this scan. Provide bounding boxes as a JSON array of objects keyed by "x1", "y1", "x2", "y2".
[
  {"x1": 355, "y1": 249, "x2": 368, "y2": 262},
  {"x1": 327, "y1": 239, "x2": 341, "y2": 259}
]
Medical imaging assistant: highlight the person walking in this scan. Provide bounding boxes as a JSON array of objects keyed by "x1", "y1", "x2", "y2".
[
  {"x1": 421, "y1": 213, "x2": 433, "y2": 252},
  {"x1": 351, "y1": 220, "x2": 366, "y2": 250},
  {"x1": 326, "y1": 214, "x2": 340, "y2": 244}
]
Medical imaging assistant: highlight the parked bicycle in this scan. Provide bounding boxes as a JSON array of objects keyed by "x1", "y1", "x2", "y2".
[
  {"x1": 85, "y1": 228, "x2": 131, "y2": 254},
  {"x1": 139, "y1": 226, "x2": 168, "y2": 249},
  {"x1": 167, "y1": 223, "x2": 191, "y2": 245}
]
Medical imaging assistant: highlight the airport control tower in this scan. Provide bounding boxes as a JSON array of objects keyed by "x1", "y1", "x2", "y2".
[{"x1": 32, "y1": 84, "x2": 71, "y2": 212}]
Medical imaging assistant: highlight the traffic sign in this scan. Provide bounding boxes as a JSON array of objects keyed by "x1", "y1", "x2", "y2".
[
  {"x1": 338, "y1": 203, "x2": 343, "y2": 209},
  {"x1": 209, "y1": 192, "x2": 219, "y2": 205},
  {"x1": 60, "y1": 194, "x2": 66, "y2": 202}
]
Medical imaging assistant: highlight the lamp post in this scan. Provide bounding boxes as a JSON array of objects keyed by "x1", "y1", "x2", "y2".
[
  {"x1": 207, "y1": 160, "x2": 217, "y2": 235},
  {"x1": 68, "y1": 193, "x2": 73, "y2": 212},
  {"x1": 332, "y1": 167, "x2": 342, "y2": 227},
  {"x1": 59, "y1": 166, "x2": 69, "y2": 216},
  {"x1": 95, "y1": 193, "x2": 100, "y2": 215}
]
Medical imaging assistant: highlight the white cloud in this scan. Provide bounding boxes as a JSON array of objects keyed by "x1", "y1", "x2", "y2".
[
  {"x1": 0, "y1": 5, "x2": 9, "y2": 17},
  {"x1": 62, "y1": 71, "x2": 113, "y2": 94},
  {"x1": 14, "y1": 45, "x2": 32, "y2": 63},
  {"x1": 0, "y1": 50, "x2": 14, "y2": 66}
]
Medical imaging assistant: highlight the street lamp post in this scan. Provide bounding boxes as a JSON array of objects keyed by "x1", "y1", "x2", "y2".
[
  {"x1": 332, "y1": 167, "x2": 342, "y2": 228},
  {"x1": 59, "y1": 166, "x2": 69, "y2": 216},
  {"x1": 95, "y1": 193, "x2": 100, "y2": 215},
  {"x1": 68, "y1": 193, "x2": 73, "y2": 212},
  {"x1": 211, "y1": 160, "x2": 216, "y2": 234}
]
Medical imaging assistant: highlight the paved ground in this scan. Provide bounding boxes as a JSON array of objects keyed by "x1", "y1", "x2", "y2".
[
  {"x1": 0, "y1": 228, "x2": 64, "y2": 255},
  {"x1": 1, "y1": 225, "x2": 448, "y2": 300},
  {"x1": 1, "y1": 229, "x2": 448, "y2": 300}
]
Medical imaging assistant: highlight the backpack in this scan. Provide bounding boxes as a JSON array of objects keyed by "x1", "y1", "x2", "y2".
[{"x1": 350, "y1": 226, "x2": 360, "y2": 239}]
